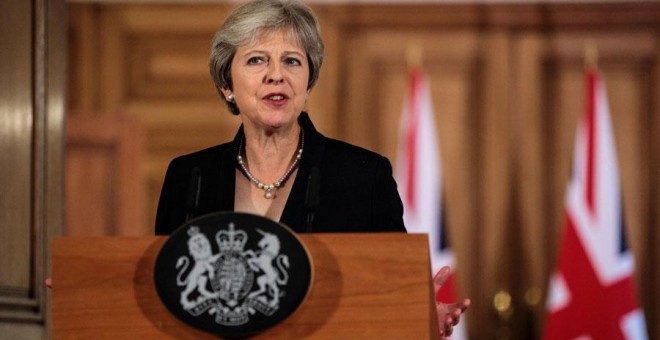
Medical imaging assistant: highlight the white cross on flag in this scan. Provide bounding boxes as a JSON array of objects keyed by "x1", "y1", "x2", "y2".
[
  {"x1": 543, "y1": 69, "x2": 648, "y2": 339},
  {"x1": 395, "y1": 69, "x2": 465, "y2": 340}
]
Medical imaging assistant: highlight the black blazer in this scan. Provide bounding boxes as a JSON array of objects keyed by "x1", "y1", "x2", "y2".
[{"x1": 155, "y1": 112, "x2": 406, "y2": 235}]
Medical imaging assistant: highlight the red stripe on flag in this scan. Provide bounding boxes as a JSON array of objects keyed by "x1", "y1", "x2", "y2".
[
  {"x1": 405, "y1": 70, "x2": 421, "y2": 212},
  {"x1": 586, "y1": 71, "x2": 597, "y2": 216}
]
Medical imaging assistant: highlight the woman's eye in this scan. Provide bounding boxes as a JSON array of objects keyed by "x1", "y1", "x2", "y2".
[
  {"x1": 247, "y1": 56, "x2": 264, "y2": 64},
  {"x1": 285, "y1": 57, "x2": 302, "y2": 66}
]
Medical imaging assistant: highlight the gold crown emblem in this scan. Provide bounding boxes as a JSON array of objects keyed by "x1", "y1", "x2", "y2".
[{"x1": 216, "y1": 223, "x2": 247, "y2": 252}]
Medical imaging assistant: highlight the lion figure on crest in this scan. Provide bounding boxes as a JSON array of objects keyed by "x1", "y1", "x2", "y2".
[{"x1": 176, "y1": 228, "x2": 220, "y2": 309}]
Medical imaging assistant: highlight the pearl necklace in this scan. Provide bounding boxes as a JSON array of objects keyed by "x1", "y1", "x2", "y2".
[{"x1": 237, "y1": 131, "x2": 304, "y2": 199}]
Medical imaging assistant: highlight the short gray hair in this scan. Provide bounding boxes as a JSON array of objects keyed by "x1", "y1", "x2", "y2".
[{"x1": 209, "y1": 0, "x2": 325, "y2": 115}]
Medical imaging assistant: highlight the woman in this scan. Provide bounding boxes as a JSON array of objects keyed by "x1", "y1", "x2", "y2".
[
  {"x1": 154, "y1": 0, "x2": 469, "y2": 336},
  {"x1": 155, "y1": 0, "x2": 404, "y2": 235}
]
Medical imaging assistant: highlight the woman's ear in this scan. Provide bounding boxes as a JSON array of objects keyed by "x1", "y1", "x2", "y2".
[{"x1": 221, "y1": 88, "x2": 234, "y2": 102}]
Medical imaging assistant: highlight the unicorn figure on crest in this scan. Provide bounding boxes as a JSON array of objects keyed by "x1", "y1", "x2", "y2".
[{"x1": 245, "y1": 229, "x2": 290, "y2": 308}]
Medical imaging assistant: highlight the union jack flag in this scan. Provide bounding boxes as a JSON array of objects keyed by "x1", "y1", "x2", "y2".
[
  {"x1": 543, "y1": 69, "x2": 648, "y2": 339},
  {"x1": 395, "y1": 69, "x2": 466, "y2": 339}
]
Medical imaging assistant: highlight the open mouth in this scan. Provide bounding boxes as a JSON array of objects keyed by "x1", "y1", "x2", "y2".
[{"x1": 263, "y1": 93, "x2": 289, "y2": 104}]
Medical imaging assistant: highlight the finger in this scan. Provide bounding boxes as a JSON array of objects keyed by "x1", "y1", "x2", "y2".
[
  {"x1": 445, "y1": 316, "x2": 454, "y2": 328},
  {"x1": 452, "y1": 301, "x2": 469, "y2": 325},
  {"x1": 445, "y1": 323, "x2": 454, "y2": 336},
  {"x1": 432, "y1": 266, "x2": 451, "y2": 294},
  {"x1": 452, "y1": 313, "x2": 461, "y2": 326},
  {"x1": 448, "y1": 299, "x2": 470, "y2": 314},
  {"x1": 453, "y1": 306, "x2": 463, "y2": 318},
  {"x1": 460, "y1": 298, "x2": 471, "y2": 311},
  {"x1": 45, "y1": 278, "x2": 52, "y2": 288}
]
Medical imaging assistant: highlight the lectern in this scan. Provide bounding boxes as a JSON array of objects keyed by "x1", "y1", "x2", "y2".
[{"x1": 52, "y1": 233, "x2": 439, "y2": 338}]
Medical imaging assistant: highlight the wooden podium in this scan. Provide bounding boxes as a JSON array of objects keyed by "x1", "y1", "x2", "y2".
[{"x1": 52, "y1": 233, "x2": 439, "y2": 339}]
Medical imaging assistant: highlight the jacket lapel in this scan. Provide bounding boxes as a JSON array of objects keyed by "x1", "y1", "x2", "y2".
[
  {"x1": 205, "y1": 126, "x2": 242, "y2": 215},
  {"x1": 280, "y1": 112, "x2": 325, "y2": 232}
]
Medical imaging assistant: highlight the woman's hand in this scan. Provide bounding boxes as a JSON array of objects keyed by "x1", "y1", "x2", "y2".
[
  {"x1": 433, "y1": 266, "x2": 471, "y2": 338},
  {"x1": 45, "y1": 278, "x2": 52, "y2": 288}
]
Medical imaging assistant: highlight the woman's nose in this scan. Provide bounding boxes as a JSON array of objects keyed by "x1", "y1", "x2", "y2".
[{"x1": 265, "y1": 62, "x2": 284, "y2": 84}]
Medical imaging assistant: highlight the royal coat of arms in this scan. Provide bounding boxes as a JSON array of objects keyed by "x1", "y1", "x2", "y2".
[
  {"x1": 176, "y1": 223, "x2": 290, "y2": 326},
  {"x1": 154, "y1": 212, "x2": 312, "y2": 337}
]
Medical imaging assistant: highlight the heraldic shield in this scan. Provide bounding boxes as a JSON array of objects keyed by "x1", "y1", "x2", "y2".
[{"x1": 154, "y1": 212, "x2": 313, "y2": 338}]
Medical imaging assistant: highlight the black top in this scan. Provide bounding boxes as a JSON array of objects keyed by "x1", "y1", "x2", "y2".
[{"x1": 155, "y1": 112, "x2": 406, "y2": 235}]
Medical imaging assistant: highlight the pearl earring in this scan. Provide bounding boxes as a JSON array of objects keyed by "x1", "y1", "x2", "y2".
[{"x1": 227, "y1": 93, "x2": 235, "y2": 102}]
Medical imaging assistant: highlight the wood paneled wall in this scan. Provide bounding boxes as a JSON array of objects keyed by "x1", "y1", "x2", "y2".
[
  {"x1": 66, "y1": 116, "x2": 146, "y2": 235},
  {"x1": 0, "y1": 0, "x2": 66, "y2": 334},
  {"x1": 66, "y1": 2, "x2": 660, "y2": 338}
]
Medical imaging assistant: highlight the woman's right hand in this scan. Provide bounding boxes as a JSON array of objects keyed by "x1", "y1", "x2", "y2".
[{"x1": 433, "y1": 266, "x2": 471, "y2": 338}]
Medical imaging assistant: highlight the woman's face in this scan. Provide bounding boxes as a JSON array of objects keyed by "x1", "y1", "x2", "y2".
[{"x1": 225, "y1": 29, "x2": 310, "y2": 131}]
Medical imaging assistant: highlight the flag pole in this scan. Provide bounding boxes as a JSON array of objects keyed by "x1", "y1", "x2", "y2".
[
  {"x1": 406, "y1": 41, "x2": 423, "y2": 71},
  {"x1": 584, "y1": 41, "x2": 598, "y2": 72}
]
